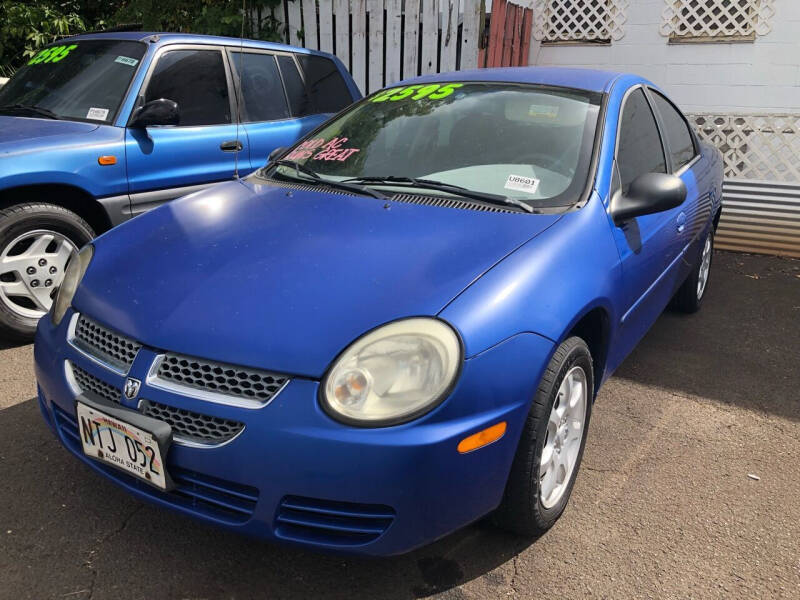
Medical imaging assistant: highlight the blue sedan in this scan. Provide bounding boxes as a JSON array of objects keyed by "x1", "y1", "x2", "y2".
[{"x1": 34, "y1": 67, "x2": 723, "y2": 556}]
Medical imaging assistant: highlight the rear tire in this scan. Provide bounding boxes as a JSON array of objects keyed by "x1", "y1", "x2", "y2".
[
  {"x1": 673, "y1": 227, "x2": 714, "y2": 314},
  {"x1": 493, "y1": 337, "x2": 593, "y2": 536},
  {"x1": 0, "y1": 203, "x2": 95, "y2": 342}
]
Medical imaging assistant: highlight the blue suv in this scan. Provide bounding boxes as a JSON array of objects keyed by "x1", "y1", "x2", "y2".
[{"x1": 0, "y1": 32, "x2": 361, "y2": 340}]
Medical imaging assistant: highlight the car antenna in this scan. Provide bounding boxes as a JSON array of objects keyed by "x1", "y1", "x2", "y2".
[{"x1": 234, "y1": 0, "x2": 246, "y2": 179}]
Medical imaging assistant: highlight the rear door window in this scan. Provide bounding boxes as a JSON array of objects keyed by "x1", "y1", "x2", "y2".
[
  {"x1": 229, "y1": 51, "x2": 290, "y2": 122},
  {"x1": 616, "y1": 88, "x2": 667, "y2": 195},
  {"x1": 277, "y1": 55, "x2": 312, "y2": 117},
  {"x1": 296, "y1": 54, "x2": 352, "y2": 114},
  {"x1": 649, "y1": 90, "x2": 697, "y2": 171},
  {"x1": 145, "y1": 49, "x2": 231, "y2": 126}
]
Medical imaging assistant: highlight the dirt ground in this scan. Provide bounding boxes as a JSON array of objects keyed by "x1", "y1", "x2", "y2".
[{"x1": 1, "y1": 251, "x2": 798, "y2": 599}]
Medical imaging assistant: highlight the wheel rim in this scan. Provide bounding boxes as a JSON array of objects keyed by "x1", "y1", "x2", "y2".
[
  {"x1": 540, "y1": 365, "x2": 587, "y2": 509},
  {"x1": 696, "y1": 233, "x2": 713, "y2": 300},
  {"x1": 0, "y1": 229, "x2": 78, "y2": 320}
]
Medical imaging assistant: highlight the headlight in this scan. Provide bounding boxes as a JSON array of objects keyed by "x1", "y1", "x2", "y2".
[
  {"x1": 321, "y1": 318, "x2": 462, "y2": 426},
  {"x1": 51, "y1": 244, "x2": 93, "y2": 326}
]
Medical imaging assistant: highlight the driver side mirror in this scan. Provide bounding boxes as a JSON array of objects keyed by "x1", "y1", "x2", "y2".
[
  {"x1": 610, "y1": 172, "x2": 686, "y2": 224},
  {"x1": 129, "y1": 98, "x2": 179, "y2": 128},
  {"x1": 268, "y1": 146, "x2": 287, "y2": 163}
]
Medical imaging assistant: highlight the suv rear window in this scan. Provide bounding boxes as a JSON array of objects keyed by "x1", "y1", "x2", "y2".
[
  {"x1": 296, "y1": 55, "x2": 352, "y2": 114},
  {"x1": 277, "y1": 55, "x2": 312, "y2": 117},
  {"x1": 230, "y1": 51, "x2": 290, "y2": 122}
]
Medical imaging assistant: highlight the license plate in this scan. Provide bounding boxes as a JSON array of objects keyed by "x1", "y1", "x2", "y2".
[{"x1": 76, "y1": 402, "x2": 168, "y2": 490}]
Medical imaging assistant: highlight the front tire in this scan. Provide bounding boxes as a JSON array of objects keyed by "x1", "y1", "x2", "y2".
[
  {"x1": 0, "y1": 204, "x2": 95, "y2": 341},
  {"x1": 494, "y1": 336, "x2": 593, "y2": 536}
]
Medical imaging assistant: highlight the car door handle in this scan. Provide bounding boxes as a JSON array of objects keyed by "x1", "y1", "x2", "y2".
[
  {"x1": 220, "y1": 140, "x2": 243, "y2": 152},
  {"x1": 676, "y1": 211, "x2": 687, "y2": 233}
]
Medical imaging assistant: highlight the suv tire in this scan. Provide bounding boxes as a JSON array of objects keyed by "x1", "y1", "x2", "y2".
[{"x1": 0, "y1": 203, "x2": 95, "y2": 342}]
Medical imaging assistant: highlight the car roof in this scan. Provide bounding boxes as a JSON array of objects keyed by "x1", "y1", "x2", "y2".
[
  {"x1": 60, "y1": 31, "x2": 328, "y2": 58},
  {"x1": 399, "y1": 66, "x2": 628, "y2": 94}
]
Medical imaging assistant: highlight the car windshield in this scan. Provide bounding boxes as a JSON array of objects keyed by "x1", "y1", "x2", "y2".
[
  {"x1": 271, "y1": 82, "x2": 602, "y2": 208},
  {"x1": 0, "y1": 40, "x2": 146, "y2": 124}
]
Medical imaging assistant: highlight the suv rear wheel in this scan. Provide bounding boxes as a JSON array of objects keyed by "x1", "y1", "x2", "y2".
[{"x1": 0, "y1": 203, "x2": 95, "y2": 341}]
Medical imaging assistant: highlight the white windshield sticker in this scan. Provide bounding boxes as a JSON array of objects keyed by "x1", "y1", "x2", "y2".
[
  {"x1": 115, "y1": 56, "x2": 139, "y2": 67},
  {"x1": 528, "y1": 104, "x2": 559, "y2": 119},
  {"x1": 86, "y1": 107, "x2": 109, "y2": 121},
  {"x1": 505, "y1": 174, "x2": 540, "y2": 195}
]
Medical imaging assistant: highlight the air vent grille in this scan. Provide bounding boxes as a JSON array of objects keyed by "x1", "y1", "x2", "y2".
[
  {"x1": 72, "y1": 314, "x2": 141, "y2": 372},
  {"x1": 156, "y1": 353, "x2": 289, "y2": 404}
]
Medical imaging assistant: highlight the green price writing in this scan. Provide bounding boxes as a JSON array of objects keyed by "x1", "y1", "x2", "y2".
[
  {"x1": 371, "y1": 83, "x2": 464, "y2": 103},
  {"x1": 28, "y1": 44, "x2": 78, "y2": 65}
]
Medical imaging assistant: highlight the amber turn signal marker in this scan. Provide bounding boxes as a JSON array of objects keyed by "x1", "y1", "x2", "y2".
[
  {"x1": 458, "y1": 422, "x2": 507, "y2": 454},
  {"x1": 97, "y1": 155, "x2": 117, "y2": 166}
]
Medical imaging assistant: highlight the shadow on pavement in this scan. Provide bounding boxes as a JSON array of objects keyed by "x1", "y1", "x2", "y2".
[
  {"x1": 615, "y1": 251, "x2": 800, "y2": 421},
  {"x1": 0, "y1": 337, "x2": 29, "y2": 351},
  {"x1": 0, "y1": 398, "x2": 534, "y2": 599}
]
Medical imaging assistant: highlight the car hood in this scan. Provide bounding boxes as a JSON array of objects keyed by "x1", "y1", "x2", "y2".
[
  {"x1": 75, "y1": 178, "x2": 561, "y2": 377},
  {"x1": 0, "y1": 116, "x2": 99, "y2": 157}
]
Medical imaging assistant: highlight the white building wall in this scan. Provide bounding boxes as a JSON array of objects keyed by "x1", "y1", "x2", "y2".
[{"x1": 530, "y1": 0, "x2": 800, "y2": 114}]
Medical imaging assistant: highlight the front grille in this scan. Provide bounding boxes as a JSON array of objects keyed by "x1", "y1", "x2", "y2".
[
  {"x1": 52, "y1": 405, "x2": 259, "y2": 523},
  {"x1": 139, "y1": 399, "x2": 244, "y2": 445},
  {"x1": 156, "y1": 353, "x2": 288, "y2": 404},
  {"x1": 73, "y1": 314, "x2": 141, "y2": 372},
  {"x1": 71, "y1": 363, "x2": 121, "y2": 404},
  {"x1": 68, "y1": 362, "x2": 242, "y2": 446},
  {"x1": 275, "y1": 496, "x2": 395, "y2": 547}
]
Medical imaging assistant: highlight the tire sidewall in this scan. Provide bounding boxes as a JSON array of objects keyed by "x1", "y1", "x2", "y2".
[
  {"x1": 695, "y1": 228, "x2": 715, "y2": 305},
  {"x1": 0, "y1": 206, "x2": 94, "y2": 337},
  {"x1": 531, "y1": 341, "x2": 594, "y2": 525}
]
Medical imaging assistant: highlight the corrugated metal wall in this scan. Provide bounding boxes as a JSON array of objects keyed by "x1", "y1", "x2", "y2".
[{"x1": 717, "y1": 180, "x2": 800, "y2": 258}]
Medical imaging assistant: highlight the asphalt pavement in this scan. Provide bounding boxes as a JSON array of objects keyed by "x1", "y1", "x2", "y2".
[{"x1": 1, "y1": 251, "x2": 798, "y2": 599}]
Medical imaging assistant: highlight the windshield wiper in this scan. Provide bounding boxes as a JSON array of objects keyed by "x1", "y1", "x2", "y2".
[
  {"x1": 0, "y1": 104, "x2": 60, "y2": 120},
  {"x1": 272, "y1": 160, "x2": 387, "y2": 200},
  {"x1": 342, "y1": 175, "x2": 535, "y2": 213}
]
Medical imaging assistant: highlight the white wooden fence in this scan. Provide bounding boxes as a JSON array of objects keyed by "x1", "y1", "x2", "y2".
[{"x1": 267, "y1": 0, "x2": 485, "y2": 94}]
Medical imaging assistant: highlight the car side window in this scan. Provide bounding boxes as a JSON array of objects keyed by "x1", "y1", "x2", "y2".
[
  {"x1": 145, "y1": 49, "x2": 231, "y2": 126},
  {"x1": 229, "y1": 51, "x2": 290, "y2": 122},
  {"x1": 649, "y1": 90, "x2": 697, "y2": 171},
  {"x1": 617, "y1": 88, "x2": 667, "y2": 195},
  {"x1": 296, "y1": 55, "x2": 352, "y2": 114},
  {"x1": 277, "y1": 55, "x2": 312, "y2": 117}
]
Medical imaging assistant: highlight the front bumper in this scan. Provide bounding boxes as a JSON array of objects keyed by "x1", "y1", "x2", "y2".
[{"x1": 35, "y1": 310, "x2": 554, "y2": 556}]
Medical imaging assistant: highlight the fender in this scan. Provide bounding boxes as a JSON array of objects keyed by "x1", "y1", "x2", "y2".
[
  {"x1": 439, "y1": 191, "x2": 623, "y2": 368},
  {"x1": 0, "y1": 125, "x2": 128, "y2": 200}
]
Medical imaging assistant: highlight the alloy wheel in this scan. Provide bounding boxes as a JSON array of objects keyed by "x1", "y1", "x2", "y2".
[
  {"x1": 696, "y1": 233, "x2": 713, "y2": 300},
  {"x1": 540, "y1": 365, "x2": 587, "y2": 509},
  {"x1": 0, "y1": 229, "x2": 77, "y2": 320}
]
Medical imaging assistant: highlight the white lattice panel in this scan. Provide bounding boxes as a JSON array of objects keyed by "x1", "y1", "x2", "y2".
[
  {"x1": 533, "y1": 0, "x2": 628, "y2": 43},
  {"x1": 689, "y1": 114, "x2": 800, "y2": 182},
  {"x1": 660, "y1": 0, "x2": 775, "y2": 40}
]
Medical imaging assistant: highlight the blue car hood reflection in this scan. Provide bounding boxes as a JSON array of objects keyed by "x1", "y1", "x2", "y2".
[
  {"x1": 0, "y1": 116, "x2": 99, "y2": 158},
  {"x1": 74, "y1": 179, "x2": 561, "y2": 377}
]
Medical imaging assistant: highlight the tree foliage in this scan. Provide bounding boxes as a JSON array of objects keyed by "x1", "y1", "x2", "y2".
[{"x1": 0, "y1": 0, "x2": 284, "y2": 77}]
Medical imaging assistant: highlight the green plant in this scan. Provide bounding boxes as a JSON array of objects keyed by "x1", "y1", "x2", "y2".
[
  {"x1": 0, "y1": 0, "x2": 286, "y2": 78},
  {"x1": 112, "y1": 0, "x2": 285, "y2": 41},
  {"x1": 0, "y1": 1, "x2": 89, "y2": 76}
]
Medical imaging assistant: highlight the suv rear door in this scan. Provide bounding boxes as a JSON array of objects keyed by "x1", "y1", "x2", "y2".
[
  {"x1": 124, "y1": 45, "x2": 245, "y2": 217},
  {"x1": 227, "y1": 50, "x2": 354, "y2": 170}
]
